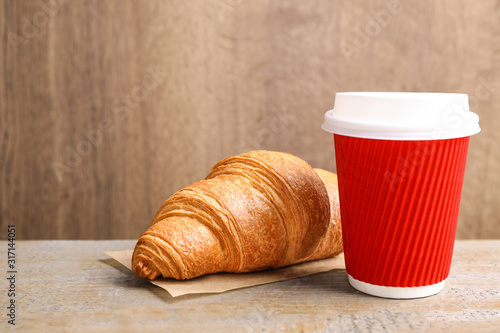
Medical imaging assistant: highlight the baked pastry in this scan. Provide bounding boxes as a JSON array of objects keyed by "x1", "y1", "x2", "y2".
[
  {"x1": 305, "y1": 168, "x2": 343, "y2": 260},
  {"x1": 132, "y1": 150, "x2": 342, "y2": 280}
]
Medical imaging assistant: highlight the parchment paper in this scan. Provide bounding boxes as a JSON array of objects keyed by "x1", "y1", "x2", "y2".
[{"x1": 105, "y1": 250, "x2": 345, "y2": 297}]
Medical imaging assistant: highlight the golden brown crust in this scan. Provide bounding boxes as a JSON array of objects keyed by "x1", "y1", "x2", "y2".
[
  {"x1": 304, "y1": 169, "x2": 343, "y2": 261},
  {"x1": 132, "y1": 151, "x2": 342, "y2": 280}
]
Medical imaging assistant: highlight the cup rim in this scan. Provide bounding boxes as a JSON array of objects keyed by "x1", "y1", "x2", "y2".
[{"x1": 322, "y1": 92, "x2": 481, "y2": 140}]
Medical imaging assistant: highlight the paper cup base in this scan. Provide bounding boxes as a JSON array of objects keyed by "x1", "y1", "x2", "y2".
[{"x1": 348, "y1": 275, "x2": 446, "y2": 299}]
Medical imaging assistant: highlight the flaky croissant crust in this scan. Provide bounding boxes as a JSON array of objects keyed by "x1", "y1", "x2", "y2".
[{"x1": 132, "y1": 150, "x2": 342, "y2": 280}]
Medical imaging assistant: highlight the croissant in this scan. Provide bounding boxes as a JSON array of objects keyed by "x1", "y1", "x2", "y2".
[{"x1": 132, "y1": 150, "x2": 342, "y2": 280}]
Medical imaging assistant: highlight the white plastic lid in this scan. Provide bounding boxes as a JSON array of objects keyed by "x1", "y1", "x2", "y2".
[{"x1": 322, "y1": 92, "x2": 481, "y2": 140}]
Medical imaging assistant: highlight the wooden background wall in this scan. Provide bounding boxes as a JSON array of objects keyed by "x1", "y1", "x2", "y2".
[{"x1": 1, "y1": 0, "x2": 499, "y2": 240}]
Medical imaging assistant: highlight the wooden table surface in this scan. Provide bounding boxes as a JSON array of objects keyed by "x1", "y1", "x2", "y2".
[{"x1": 1, "y1": 240, "x2": 499, "y2": 332}]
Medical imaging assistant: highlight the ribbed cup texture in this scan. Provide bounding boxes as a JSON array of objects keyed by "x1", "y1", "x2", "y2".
[{"x1": 334, "y1": 134, "x2": 470, "y2": 287}]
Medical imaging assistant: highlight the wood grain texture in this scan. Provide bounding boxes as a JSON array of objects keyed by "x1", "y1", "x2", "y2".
[
  {"x1": 0, "y1": 0, "x2": 499, "y2": 239},
  {"x1": 0, "y1": 240, "x2": 498, "y2": 331}
]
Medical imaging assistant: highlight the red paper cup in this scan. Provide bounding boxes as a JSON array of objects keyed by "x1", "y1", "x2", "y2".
[{"x1": 322, "y1": 93, "x2": 480, "y2": 298}]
